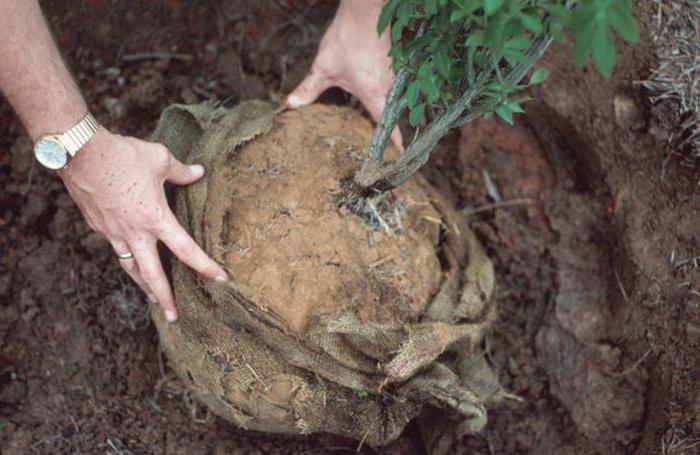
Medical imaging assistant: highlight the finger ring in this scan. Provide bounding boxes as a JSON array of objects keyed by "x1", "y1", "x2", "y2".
[{"x1": 117, "y1": 251, "x2": 134, "y2": 260}]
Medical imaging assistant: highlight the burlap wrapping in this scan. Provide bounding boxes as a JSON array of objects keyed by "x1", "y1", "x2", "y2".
[{"x1": 149, "y1": 101, "x2": 502, "y2": 449}]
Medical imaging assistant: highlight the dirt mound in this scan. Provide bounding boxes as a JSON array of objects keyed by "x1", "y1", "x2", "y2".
[
  {"x1": 149, "y1": 102, "x2": 500, "y2": 448},
  {"x1": 215, "y1": 106, "x2": 443, "y2": 334}
]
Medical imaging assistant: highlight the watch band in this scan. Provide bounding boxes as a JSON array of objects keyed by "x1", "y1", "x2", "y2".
[{"x1": 60, "y1": 113, "x2": 100, "y2": 156}]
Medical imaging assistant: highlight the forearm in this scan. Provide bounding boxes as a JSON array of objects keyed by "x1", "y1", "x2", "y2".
[{"x1": 0, "y1": 0, "x2": 86, "y2": 140}]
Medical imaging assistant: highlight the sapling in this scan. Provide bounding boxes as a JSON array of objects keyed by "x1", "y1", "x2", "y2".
[{"x1": 353, "y1": 0, "x2": 639, "y2": 194}]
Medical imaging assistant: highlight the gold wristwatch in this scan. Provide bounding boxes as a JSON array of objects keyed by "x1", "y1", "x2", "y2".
[{"x1": 33, "y1": 112, "x2": 100, "y2": 170}]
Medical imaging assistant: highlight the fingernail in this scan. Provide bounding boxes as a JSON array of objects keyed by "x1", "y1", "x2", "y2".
[
  {"x1": 147, "y1": 293, "x2": 157, "y2": 304},
  {"x1": 189, "y1": 164, "x2": 205, "y2": 178},
  {"x1": 287, "y1": 95, "x2": 303, "y2": 108},
  {"x1": 215, "y1": 274, "x2": 228, "y2": 283},
  {"x1": 165, "y1": 310, "x2": 178, "y2": 322}
]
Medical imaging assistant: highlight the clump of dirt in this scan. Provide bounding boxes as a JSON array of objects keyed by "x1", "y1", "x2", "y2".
[{"x1": 217, "y1": 105, "x2": 443, "y2": 333}]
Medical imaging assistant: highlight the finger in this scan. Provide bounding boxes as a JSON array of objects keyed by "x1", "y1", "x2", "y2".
[
  {"x1": 111, "y1": 240, "x2": 156, "y2": 303},
  {"x1": 131, "y1": 240, "x2": 178, "y2": 322},
  {"x1": 286, "y1": 67, "x2": 333, "y2": 109},
  {"x1": 166, "y1": 158, "x2": 206, "y2": 186},
  {"x1": 157, "y1": 214, "x2": 228, "y2": 282},
  {"x1": 390, "y1": 126, "x2": 404, "y2": 151}
]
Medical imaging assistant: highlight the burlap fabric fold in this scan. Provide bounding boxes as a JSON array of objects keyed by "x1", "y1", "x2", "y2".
[{"x1": 150, "y1": 101, "x2": 502, "y2": 448}]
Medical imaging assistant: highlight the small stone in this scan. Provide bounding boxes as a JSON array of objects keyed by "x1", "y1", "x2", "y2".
[
  {"x1": 614, "y1": 95, "x2": 645, "y2": 130},
  {"x1": 204, "y1": 43, "x2": 219, "y2": 65},
  {"x1": 104, "y1": 66, "x2": 121, "y2": 77},
  {"x1": 686, "y1": 322, "x2": 700, "y2": 344},
  {"x1": 102, "y1": 96, "x2": 126, "y2": 119}
]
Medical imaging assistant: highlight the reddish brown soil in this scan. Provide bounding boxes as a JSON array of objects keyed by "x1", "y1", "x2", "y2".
[{"x1": 1, "y1": 1, "x2": 698, "y2": 454}]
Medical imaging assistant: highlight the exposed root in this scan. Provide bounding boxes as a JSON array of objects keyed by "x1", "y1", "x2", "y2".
[{"x1": 337, "y1": 176, "x2": 407, "y2": 235}]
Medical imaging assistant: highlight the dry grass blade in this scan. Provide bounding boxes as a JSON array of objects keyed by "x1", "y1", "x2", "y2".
[
  {"x1": 639, "y1": 0, "x2": 700, "y2": 163},
  {"x1": 462, "y1": 198, "x2": 536, "y2": 217}
]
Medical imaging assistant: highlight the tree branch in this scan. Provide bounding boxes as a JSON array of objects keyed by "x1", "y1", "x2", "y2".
[
  {"x1": 366, "y1": 66, "x2": 411, "y2": 162},
  {"x1": 355, "y1": 36, "x2": 553, "y2": 192},
  {"x1": 453, "y1": 36, "x2": 552, "y2": 127}
]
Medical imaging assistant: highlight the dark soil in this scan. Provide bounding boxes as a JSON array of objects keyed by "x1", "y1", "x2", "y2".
[{"x1": 1, "y1": 1, "x2": 698, "y2": 454}]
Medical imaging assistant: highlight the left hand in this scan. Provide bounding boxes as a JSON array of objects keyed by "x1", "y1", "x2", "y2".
[
  {"x1": 286, "y1": 0, "x2": 403, "y2": 149},
  {"x1": 59, "y1": 129, "x2": 228, "y2": 322}
]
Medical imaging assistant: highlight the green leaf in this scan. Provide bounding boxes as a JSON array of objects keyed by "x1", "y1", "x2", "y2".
[
  {"x1": 389, "y1": 44, "x2": 407, "y2": 66},
  {"x1": 529, "y1": 67, "x2": 549, "y2": 85},
  {"x1": 484, "y1": 0, "x2": 504, "y2": 17},
  {"x1": 505, "y1": 36, "x2": 531, "y2": 50},
  {"x1": 550, "y1": 22, "x2": 566, "y2": 44},
  {"x1": 572, "y1": 5, "x2": 598, "y2": 67},
  {"x1": 542, "y1": 4, "x2": 570, "y2": 21},
  {"x1": 421, "y1": 77, "x2": 440, "y2": 101},
  {"x1": 609, "y1": 1, "x2": 639, "y2": 43},
  {"x1": 440, "y1": 91, "x2": 453, "y2": 103},
  {"x1": 377, "y1": 0, "x2": 402, "y2": 34},
  {"x1": 516, "y1": 95, "x2": 535, "y2": 104},
  {"x1": 593, "y1": 25, "x2": 616, "y2": 78},
  {"x1": 435, "y1": 48, "x2": 452, "y2": 79},
  {"x1": 418, "y1": 62, "x2": 432, "y2": 80},
  {"x1": 504, "y1": 49, "x2": 528, "y2": 66},
  {"x1": 450, "y1": 8, "x2": 466, "y2": 22},
  {"x1": 409, "y1": 103, "x2": 426, "y2": 126},
  {"x1": 495, "y1": 104, "x2": 514, "y2": 125},
  {"x1": 391, "y1": 2, "x2": 412, "y2": 42},
  {"x1": 425, "y1": 0, "x2": 438, "y2": 15},
  {"x1": 505, "y1": 99, "x2": 525, "y2": 114},
  {"x1": 406, "y1": 80, "x2": 421, "y2": 108},
  {"x1": 484, "y1": 12, "x2": 508, "y2": 59},
  {"x1": 465, "y1": 30, "x2": 485, "y2": 47},
  {"x1": 520, "y1": 14, "x2": 543, "y2": 33}
]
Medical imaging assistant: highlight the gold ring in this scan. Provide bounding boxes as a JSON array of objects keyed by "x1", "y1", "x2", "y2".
[{"x1": 117, "y1": 251, "x2": 134, "y2": 260}]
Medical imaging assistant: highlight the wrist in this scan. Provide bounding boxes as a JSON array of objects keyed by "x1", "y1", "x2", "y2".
[
  {"x1": 57, "y1": 127, "x2": 111, "y2": 181},
  {"x1": 26, "y1": 99, "x2": 88, "y2": 142}
]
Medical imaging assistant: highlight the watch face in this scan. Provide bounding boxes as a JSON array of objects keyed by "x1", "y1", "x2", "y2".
[{"x1": 34, "y1": 137, "x2": 67, "y2": 170}]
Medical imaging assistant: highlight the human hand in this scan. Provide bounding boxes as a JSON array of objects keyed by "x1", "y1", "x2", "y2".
[
  {"x1": 286, "y1": 0, "x2": 403, "y2": 149},
  {"x1": 59, "y1": 129, "x2": 228, "y2": 322}
]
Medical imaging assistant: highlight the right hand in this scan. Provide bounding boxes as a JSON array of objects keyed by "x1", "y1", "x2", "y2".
[
  {"x1": 286, "y1": 0, "x2": 403, "y2": 149},
  {"x1": 59, "y1": 129, "x2": 228, "y2": 322}
]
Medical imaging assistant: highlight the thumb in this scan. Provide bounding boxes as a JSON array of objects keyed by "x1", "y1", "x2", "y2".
[
  {"x1": 390, "y1": 126, "x2": 404, "y2": 151},
  {"x1": 286, "y1": 68, "x2": 333, "y2": 109},
  {"x1": 166, "y1": 159, "x2": 206, "y2": 186}
]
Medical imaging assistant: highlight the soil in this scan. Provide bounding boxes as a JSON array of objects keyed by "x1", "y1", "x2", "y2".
[
  {"x1": 215, "y1": 105, "x2": 443, "y2": 334},
  {"x1": 1, "y1": 1, "x2": 698, "y2": 454}
]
